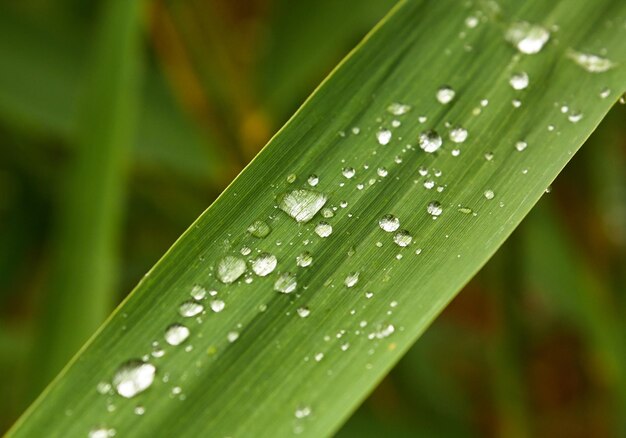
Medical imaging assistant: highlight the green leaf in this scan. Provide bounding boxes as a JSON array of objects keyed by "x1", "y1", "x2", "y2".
[{"x1": 9, "y1": 0, "x2": 626, "y2": 436}]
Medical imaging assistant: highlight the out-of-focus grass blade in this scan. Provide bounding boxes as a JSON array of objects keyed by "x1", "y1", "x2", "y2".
[
  {"x1": 8, "y1": 0, "x2": 626, "y2": 436},
  {"x1": 31, "y1": 0, "x2": 144, "y2": 391},
  {"x1": 0, "y1": 4, "x2": 230, "y2": 187}
]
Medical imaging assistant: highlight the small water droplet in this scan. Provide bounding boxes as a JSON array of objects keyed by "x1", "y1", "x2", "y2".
[
  {"x1": 342, "y1": 167, "x2": 356, "y2": 179},
  {"x1": 307, "y1": 175, "x2": 319, "y2": 187},
  {"x1": 164, "y1": 324, "x2": 190, "y2": 346},
  {"x1": 286, "y1": 174, "x2": 297, "y2": 183},
  {"x1": 96, "y1": 382, "x2": 111, "y2": 395},
  {"x1": 568, "y1": 50, "x2": 615, "y2": 73},
  {"x1": 509, "y1": 72, "x2": 529, "y2": 90},
  {"x1": 419, "y1": 130, "x2": 443, "y2": 153},
  {"x1": 387, "y1": 102, "x2": 411, "y2": 115},
  {"x1": 377, "y1": 167, "x2": 388, "y2": 177},
  {"x1": 436, "y1": 86, "x2": 456, "y2": 104},
  {"x1": 484, "y1": 190, "x2": 495, "y2": 200},
  {"x1": 465, "y1": 15, "x2": 479, "y2": 28},
  {"x1": 393, "y1": 230, "x2": 412, "y2": 247},
  {"x1": 314, "y1": 353, "x2": 324, "y2": 362},
  {"x1": 190, "y1": 285, "x2": 207, "y2": 300},
  {"x1": 449, "y1": 127, "x2": 468, "y2": 143},
  {"x1": 379, "y1": 214, "x2": 400, "y2": 232},
  {"x1": 295, "y1": 405, "x2": 312, "y2": 419},
  {"x1": 247, "y1": 220, "x2": 271, "y2": 238},
  {"x1": 515, "y1": 140, "x2": 528, "y2": 151},
  {"x1": 376, "y1": 129, "x2": 392, "y2": 145},
  {"x1": 277, "y1": 189, "x2": 327, "y2": 223},
  {"x1": 113, "y1": 360, "x2": 156, "y2": 398},
  {"x1": 344, "y1": 272, "x2": 360, "y2": 288},
  {"x1": 227, "y1": 331, "x2": 239, "y2": 343},
  {"x1": 134, "y1": 406, "x2": 145, "y2": 416},
  {"x1": 505, "y1": 21, "x2": 550, "y2": 54},
  {"x1": 512, "y1": 99, "x2": 522, "y2": 108},
  {"x1": 297, "y1": 307, "x2": 311, "y2": 318},
  {"x1": 274, "y1": 272, "x2": 297, "y2": 294},
  {"x1": 210, "y1": 299, "x2": 225, "y2": 313},
  {"x1": 458, "y1": 206, "x2": 473, "y2": 214},
  {"x1": 315, "y1": 221, "x2": 333, "y2": 238},
  {"x1": 321, "y1": 207, "x2": 334, "y2": 218},
  {"x1": 568, "y1": 111, "x2": 583, "y2": 123},
  {"x1": 600, "y1": 87, "x2": 611, "y2": 99},
  {"x1": 250, "y1": 252, "x2": 277, "y2": 276},
  {"x1": 296, "y1": 251, "x2": 313, "y2": 267},
  {"x1": 484, "y1": 152, "x2": 494, "y2": 161},
  {"x1": 88, "y1": 427, "x2": 116, "y2": 438},
  {"x1": 179, "y1": 300, "x2": 204, "y2": 317},
  {"x1": 427, "y1": 201, "x2": 443, "y2": 217}
]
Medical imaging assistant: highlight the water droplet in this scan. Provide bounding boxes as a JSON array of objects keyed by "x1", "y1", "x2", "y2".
[
  {"x1": 88, "y1": 427, "x2": 116, "y2": 438},
  {"x1": 568, "y1": 50, "x2": 615, "y2": 73},
  {"x1": 164, "y1": 324, "x2": 190, "y2": 346},
  {"x1": 216, "y1": 256, "x2": 246, "y2": 284},
  {"x1": 297, "y1": 307, "x2": 311, "y2": 318},
  {"x1": 286, "y1": 174, "x2": 297, "y2": 183},
  {"x1": 436, "y1": 86, "x2": 456, "y2": 104},
  {"x1": 210, "y1": 299, "x2": 225, "y2": 313},
  {"x1": 314, "y1": 353, "x2": 324, "y2": 362},
  {"x1": 113, "y1": 360, "x2": 156, "y2": 398},
  {"x1": 600, "y1": 87, "x2": 611, "y2": 99},
  {"x1": 515, "y1": 140, "x2": 528, "y2": 152},
  {"x1": 247, "y1": 220, "x2": 271, "y2": 238},
  {"x1": 321, "y1": 207, "x2": 334, "y2": 218},
  {"x1": 427, "y1": 201, "x2": 443, "y2": 217},
  {"x1": 393, "y1": 230, "x2": 412, "y2": 247},
  {"x1": 376, "y1": 129, "x2": 392, "y2": 145},
  {"x1": 315, "y1": 221, "x2": 333, "y2": 238},
  {"x1": 419, "y1": 130, "x2": 443, "y2": 153},
  {"x1": 190, "y1": 285, "x2": 207, "y2": 300},
  {"x1": 458, "y1": 206, "x2": 473, "y2": 214},
  {"x1": 134, "y1": 406, "x2": 145, "y2": 416},
  {"x1": 342, "y1": 167, "x2": 356, "y2": 179},
  {"x1": 295, "y1": 405, "x2": 312, "y2": 419},
  {"x1": 240, "y1": 246, "x2": 252, "y2": 256},
  {"x1": 227, "y1": 331, "x2": 239, "y2": 343},
  {"x1": 465, "y1": 16, "x2": 479, "y2": 28},
  {"x1": 484, "y1": 152, "x2": 494, "y2": 161},
  {"x1": 512, "y1": 99, "x2": 522, "y2": 108},
  {"x1": 509, "y1": 72, "x2": 529, "y2": 90},
  {"x1": 179, "y1": 300, "x2": 204, "y2": 317},
  {"x1": 277, "y1": 189, "x2": 327, "y2": 223},
  {"x1": 449, "y1": 127, "x2": 468, "y2": 143},
  {"x1": 505, "y1": 21, "x2": 550, "y2": 54},
  {"x1": 307, "y1": 175, "x2": 319, "y2": 187},
  {"x1": 377, "y1": 167, "x2": 388, "y2": 177},
  {"x1": 250, "y1": 252, "x2": 277, "y2": 276},
  {"x1": 274, "y1": 272, "x2": 297, "y2": 294},
  {"x1": 96, "y1": 382, "x2": 112, "y2": 395},
  {"x1": 373, "y1": 324, "x2": 395, "y2": 339},
  {"x1": 387, "y1": 102, "x2": 411, "y2": 115},
  {"x1": 344, "y1": 272, "x2": 360, "y2": 288},
  {"x1": 568, "y1": 111, "x2": 583, "y2": 123},
  {"x1": 484, "y1": 190, "x2": 495, "y2": 200},
  {"x1": 379, "y1": 214, "x2": 400, "y2": 232},
  {"x1": 296, "y1": 251, "x2": 313, "y2": 267}
]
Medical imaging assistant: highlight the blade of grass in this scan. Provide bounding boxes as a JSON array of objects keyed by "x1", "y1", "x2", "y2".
[
  {"x1": 9, "y1": 0, "x2": 626, "y2": 436},
  {"x1": 30, "y1": 0, "x2": 144, "y2": 391}
]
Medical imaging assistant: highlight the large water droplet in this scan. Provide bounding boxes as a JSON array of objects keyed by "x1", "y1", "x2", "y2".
[
  {"x1": 509, "y1": 72, "x2": 529, "y2": 90},
  {"x1": 436, "y1": 86, "x2": 455, "y2": 104},
  {"x1": 505, "y1": 21, "x2": 550, "y2": 54},
  {"x1": 568, "y1": 50, "x2": 615, "y2": 73},
  {"x1": 427, "y1": 201, "x2": 443, "y2": 217},
  {"x1": 251, "y1": 252, "x2": 277, "y2": 276},
  {"x1": 179, "y1": 300, "x2": 204, "y2": 317},
  {"x1": 379, "y1": 214, "x2": 400, "y2": 232},
  {"x1": 247, "y1": 220, "x2": 271, "y2": 238},
  {"x1": 393, "y1": 230, "x2": 413, "y2": 247},
  {"x1": 274, "y1": 272, "x2": 297, "y2": 294},
  {"x1": 113, "y1": 360, "x2": 156, "y2": 398},
  {"x1": 217, "y1": 256, "x2": 246, "y2": 284},
  {"x1": 277, "y1": 189, "x2": 327, "y2": 223},
  {"x1": 210, "y1": 299, "x2": 225, "y2": 313},
  {"x1": 164, "y1": 324, "x2": 190, "y2": 346},
  {"x1": 315, "y1": 221, "x2": 333, "y2": 238},
  {"x1": 419, "y1": 130, "x2": 443, "y2": 153}
]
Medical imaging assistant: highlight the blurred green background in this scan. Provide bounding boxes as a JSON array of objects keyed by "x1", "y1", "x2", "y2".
[{"x1": 0, "y1": 1, "x2": 624, "y2": 436}]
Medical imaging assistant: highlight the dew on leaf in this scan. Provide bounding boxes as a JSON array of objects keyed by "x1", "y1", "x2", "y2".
[
  {"x1": 315, "y1": 222, "x2": 333, "y2": 238},
  {"x1": 568, "y1": 50, "x2": 615, "y2": 73},
  {"x1": 250, "y1": 252, "x2": 277, "y2": 276},
  {"x1": 436, "y1": 85, "x2": 455, "y2": 104},
  {"x1": 274, "y1": 272, "x2": 297, "y2": 294},
  {"x1": 113, "y1": 360, "x2": 156, "y2": 398},
  {"x1": 164, "y1": 324, "x2": 190, "y2": 346},
  {"x1": 247, "y1": 220, "x2": 271, "y2": 238},
  {"x1": 505, "y1": 21, "x2": 550, "y2": 54},
  {"x1": 379, "y1": 214, "x2": 400, "y2": 232},
  {"x1": 277, "y1": 189, "x2": 327, "y2": 223},
  {"x1": 376, "y1": 129, "x2": 392, "y2": 145},
  {"x1": 179, "y1": 300, "x2": 204, "y2": 317},
  {"x1": 393, "y1": 230, "x2": 412, "y2": 247},
  {"x1": 509, "y1": 72, "x2": 529, "y2": 90},
  {"x1": 419, "y1": 130, "x2": 443, "y2": 153}
]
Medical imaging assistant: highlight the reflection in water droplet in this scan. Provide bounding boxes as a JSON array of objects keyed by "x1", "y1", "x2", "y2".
[
  {"x1": 376, "y1": 129, "x2": 392, "y2": 145},
  {"x1": 436, "y1": 86, "x2": 455, "y2": 104},
  {"x1": 113, "y1": 360, "x2": 156, "y2": 398},
  {"x1": 296, "y1": 251, "x2": 313, "y2": 267},
  {"x1": 251, "y1": 253, "x2": 277, "y2": 276},
  {"x1": 449, "y1": 127, "x2": 468, "y2": 143},
  {"x1": 217, "y1": 256, "x2": 246, "y2": 284},
  {"x1": 419, "y1": 130, "x2": 443, "y2": 153},
  {"x1": 505, "y1": 21, "x2": 550, "y2": 54},
  {"x1": 164, "y1": 324, "x2": 190, "y2": 346},
  {"x1": 277, "y1": 189, "x2": 327, "y2": 223},
  {"x1": 379, "y1": 214, "x2": 400, "y2": 232},
  {"x1": 315, "y1": 222, "x2": 333, "y2": 238},
  {"x1": 427, "y1": 201, "x2": 443, "y2": 217},
  {"x1": 345, "y1": 272, "x2": 360, "y2": 288},
  {"x1": 210, "y1": 299, "x2": 225, "y2": 313},
  {"x1": 275, "y1": 272, "x2": 297, "y2": 294},
  {"x1": 179, "y1": 300, "x2": 204, "y2": 317},
  {"x1": 342, "y1": 167, "x2": 356, "y2": 179},
  {"x1": 568, "y1": 50, "x2": 615, "y2": 73},
  {"x1": 393, "y1": 230, "x2": 413, "y2": 247}
]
